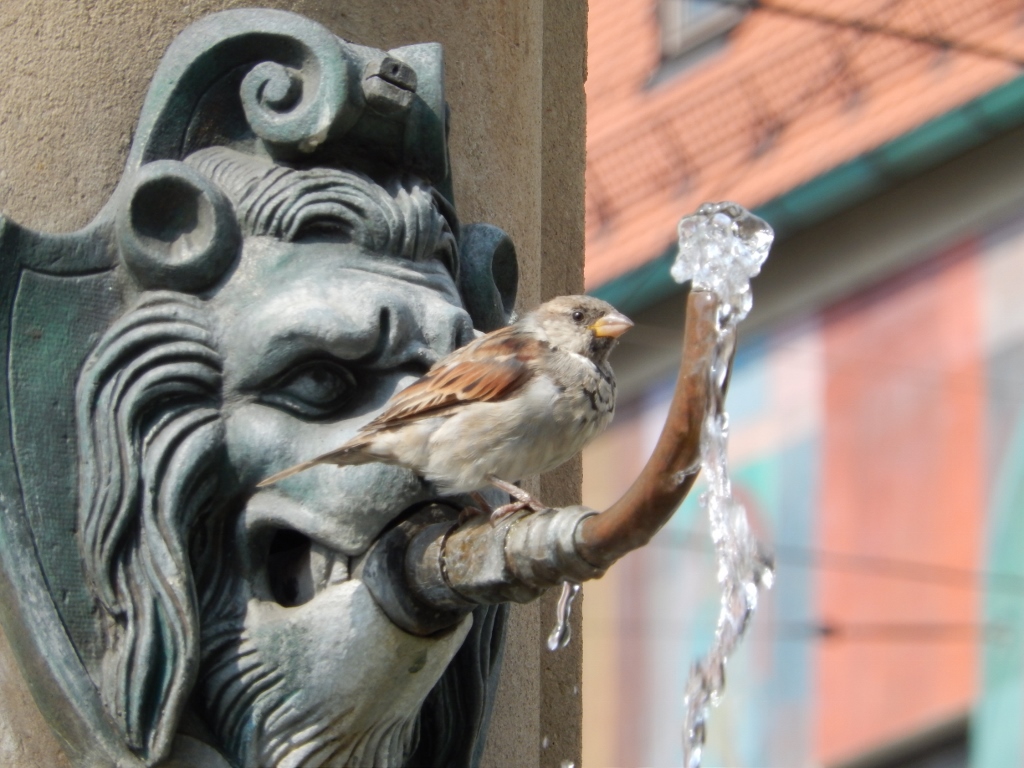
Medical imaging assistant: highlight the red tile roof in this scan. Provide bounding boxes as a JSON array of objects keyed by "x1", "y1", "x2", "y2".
[{"x1": 586, "y1": 0, "x2": 1024, "y2": 289}]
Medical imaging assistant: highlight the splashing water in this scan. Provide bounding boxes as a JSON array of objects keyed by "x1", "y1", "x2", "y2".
[
  {"x1": 671, "y1": 202, "x2": 774, "y2": 323},
  {"x1": 547, "y1": 581, "x2": 581, "y2": 651},
  {"x1": 671, "y1": 202, "x2": 776, "y2": 768}
]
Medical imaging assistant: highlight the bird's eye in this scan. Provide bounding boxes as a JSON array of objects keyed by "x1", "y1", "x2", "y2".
[
  {"x1": 262, "y1": 358, "x2": 357, "y2": 419},
  {"x1": 571, "y1": 310, "x2": 585, "y2": 323}
]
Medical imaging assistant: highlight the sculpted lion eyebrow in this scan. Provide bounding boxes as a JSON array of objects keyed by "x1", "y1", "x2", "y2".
[
  {"x1": 248, "y1": 327, "x2": 385, "y2": 388},
  {"x1": 237, "y1": 303, "x2": 438, "y2": 395}
]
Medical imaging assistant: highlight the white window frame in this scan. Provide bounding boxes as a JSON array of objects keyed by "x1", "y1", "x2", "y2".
[{"x1": 659, "y1": 0, "x2": 746, "y2": 61}]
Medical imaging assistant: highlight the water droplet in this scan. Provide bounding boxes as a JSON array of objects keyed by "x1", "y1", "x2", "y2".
[
  {"x1": 572, "y1": 685, "x2": 580, "y2": 696},
  {"x1": 546, "y1": 581, "x2": 581, "y2": 651},
  {"x1": 541, "y1": 736, "x2": 551, "y2": 749},
  {"x1": 560, "y1": 762, "x2": 575, "y2": 768}
]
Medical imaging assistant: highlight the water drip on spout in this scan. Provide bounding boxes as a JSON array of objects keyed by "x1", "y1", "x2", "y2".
[
  {"x1": 671, "y1": 202, "x2": 776, "y2": 768},
  {"x1": 546, "y1": 580, "x2": 581, "y2": 651}
]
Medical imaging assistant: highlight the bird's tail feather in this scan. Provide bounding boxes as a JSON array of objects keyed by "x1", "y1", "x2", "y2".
[{"x1": 256, "y1": 442, "x2": 370, "y2": 487}]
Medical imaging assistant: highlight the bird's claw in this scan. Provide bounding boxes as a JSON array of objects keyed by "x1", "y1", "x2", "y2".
[{"x1": 489, "y1": 499, "x2": 550, "y2": 525}]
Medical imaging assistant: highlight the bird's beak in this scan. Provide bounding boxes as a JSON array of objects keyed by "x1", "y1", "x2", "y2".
[{"x1": 591, "y1": 311, "x2": 634, "y2": 338}]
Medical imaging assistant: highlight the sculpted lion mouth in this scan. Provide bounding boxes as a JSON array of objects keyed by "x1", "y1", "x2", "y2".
[
  {"x1": 265, "y1": 528, "x2": 354, "y2": 607},
  {"x1": 263, "y1": 496, "x2": 469, "y2": 608}
]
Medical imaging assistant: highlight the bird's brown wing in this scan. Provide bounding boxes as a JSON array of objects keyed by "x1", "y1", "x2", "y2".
[
  {"x1": 257, "y1": 327, "x2": 539, "y2": 487},
  {"x1": 362, "y1": 325, "x2": 538, "y2": 429}
]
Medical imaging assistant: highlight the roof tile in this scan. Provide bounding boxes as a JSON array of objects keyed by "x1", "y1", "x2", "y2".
[{"x1": 586, "y1": 0, "x2": 1024, "y2": 289}]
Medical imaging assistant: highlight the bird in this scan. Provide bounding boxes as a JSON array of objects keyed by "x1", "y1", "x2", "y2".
[{"x1": 258, "y1": 295, "x2": 633, "y2": 520}]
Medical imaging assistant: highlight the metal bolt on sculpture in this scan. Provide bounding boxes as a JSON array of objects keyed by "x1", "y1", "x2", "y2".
[{"x1": 0, "y1": 9, "x2": 753, "y2": 767}]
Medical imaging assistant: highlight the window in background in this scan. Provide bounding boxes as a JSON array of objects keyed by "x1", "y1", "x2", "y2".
[{"x1": 659, "y1": 0, "x2": 746, "y2": 63}]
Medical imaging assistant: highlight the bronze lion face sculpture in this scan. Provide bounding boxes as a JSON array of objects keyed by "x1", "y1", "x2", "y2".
[{"x1": 0, "y1": 11, "x2": 514, "y2": 767}]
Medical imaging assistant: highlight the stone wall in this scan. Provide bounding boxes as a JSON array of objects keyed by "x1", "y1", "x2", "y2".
[{"x1": 0, "y1": 2, "x2": 586, "y2": 766}]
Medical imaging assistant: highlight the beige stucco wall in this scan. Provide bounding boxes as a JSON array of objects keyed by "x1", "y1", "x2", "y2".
[{"x1": 0, "y1": 2, "x2": 586, "y2": 766}]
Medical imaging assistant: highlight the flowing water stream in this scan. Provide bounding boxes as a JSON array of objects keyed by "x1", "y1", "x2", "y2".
[
  {"x1": 544, "y1": 202, "x2": 774, "y2": 767},
  {"x1": 672, "y1": 202, "x2": 776, "y2": 768}
]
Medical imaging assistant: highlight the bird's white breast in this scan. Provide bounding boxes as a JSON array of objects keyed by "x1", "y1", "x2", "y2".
[{"x1": 416, "y1": 352, "x2": 615, "y2": 494}]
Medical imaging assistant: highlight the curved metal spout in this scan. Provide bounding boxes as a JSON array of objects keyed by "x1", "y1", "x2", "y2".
[
  {"x1": 362, "y1": 290, "x2": 722, "y2": 636},
  {"x1": 575, "y1": 289, "x2": 720, "y2": 568}
]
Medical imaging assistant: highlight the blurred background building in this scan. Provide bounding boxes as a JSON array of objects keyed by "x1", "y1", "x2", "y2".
[{"x1": 580, "y1": 2, "x2": 1024, "y2": 766}]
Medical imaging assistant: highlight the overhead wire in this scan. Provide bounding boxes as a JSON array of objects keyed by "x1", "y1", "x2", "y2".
[
  {"x1": 654, "y1": 530, "x2": 1024, "y2": 593},
  {"x1": 710, "y1": 0, "x2": 1024, "y2": 68},
  {"x1": 595, "y1": 0, "x2": 1024, "y2": 311}
]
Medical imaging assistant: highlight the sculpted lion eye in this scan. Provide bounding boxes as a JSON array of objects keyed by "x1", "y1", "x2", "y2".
[{"x1": 262, "y1": 358, "x2": 357, "y2": 419}]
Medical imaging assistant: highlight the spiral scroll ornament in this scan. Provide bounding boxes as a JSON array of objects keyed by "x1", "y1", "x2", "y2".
[
  {"x1": 239, "y1": 31, "x2": 361, "y2": 153},
  {"x1": 116, "y1": 161, "x2": 241, "y2": 293}
]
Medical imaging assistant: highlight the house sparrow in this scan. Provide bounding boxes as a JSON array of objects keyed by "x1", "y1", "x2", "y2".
[{"x1": 258, "y1": 295, "x2": 633, "y2": 518}]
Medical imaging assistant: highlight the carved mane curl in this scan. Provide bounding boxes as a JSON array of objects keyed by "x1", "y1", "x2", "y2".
[
  {"x1": 185, "y1": 146, "x2": 459, "y2": 277},
  {"x1": 76, "y1": 292, "x2": 225, "y2": 763}
]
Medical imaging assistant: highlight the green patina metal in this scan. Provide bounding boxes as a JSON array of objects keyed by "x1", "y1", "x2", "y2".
[{"x1": 0, "y1": 10, "x2": 516, "y2": 767}]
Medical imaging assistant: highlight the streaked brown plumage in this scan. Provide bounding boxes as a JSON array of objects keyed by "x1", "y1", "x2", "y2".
[{"x1": 259, "y1": 295, "x2": 632, "y2": 516}]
